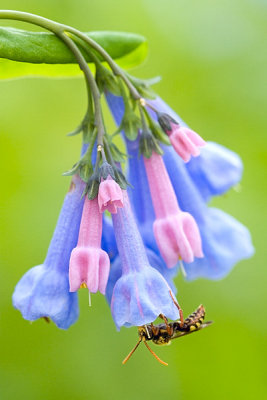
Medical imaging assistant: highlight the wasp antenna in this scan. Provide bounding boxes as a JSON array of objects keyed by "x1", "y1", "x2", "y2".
[
  {"x1": 143, "y1": 341, "x2": 168, "y2": 366},
  {"x1": 122, "y1": 338, "x2": 142, "y2": 365}
]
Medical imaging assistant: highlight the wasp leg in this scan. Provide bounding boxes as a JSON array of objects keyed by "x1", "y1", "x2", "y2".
[
  {"x1": 150, "y1": 322, "x2": 160, "y2": 336},
  {"x1": 159, "y1": 314, "x2": 172, "y2": 336},
  {"x1": 169, "y1": 290, "x2": 184, "y2": 327}
]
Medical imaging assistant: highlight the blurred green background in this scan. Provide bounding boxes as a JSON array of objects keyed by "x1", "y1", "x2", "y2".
[{"x1": 0, "y1": 1, "x2": 266, "y2": 399}]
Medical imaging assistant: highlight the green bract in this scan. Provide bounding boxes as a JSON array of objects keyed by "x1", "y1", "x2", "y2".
[{"x1": 0, "y1": 27, "x2": 147, "y2": 79}]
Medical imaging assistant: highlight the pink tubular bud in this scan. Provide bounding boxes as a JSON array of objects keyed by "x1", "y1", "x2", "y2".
[
  {"x1": 168, "y1": 124, "x2": 206, "y2": 163},
  {"x1": 98, "y1": 175, "x2": 124, "y2": 214}
]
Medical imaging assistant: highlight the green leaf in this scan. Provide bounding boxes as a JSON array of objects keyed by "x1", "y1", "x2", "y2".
[{"x1": 0, "y1": 27, "x2": 148, "y2": 79}]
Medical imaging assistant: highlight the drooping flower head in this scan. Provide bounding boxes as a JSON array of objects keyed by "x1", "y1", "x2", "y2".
[{"x1": 12, "y1": 175, "x2": 85, "y2": 329}]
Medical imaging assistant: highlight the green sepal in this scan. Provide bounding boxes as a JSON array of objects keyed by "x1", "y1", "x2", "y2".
[
  {"x1": 67, "y1": 114, "x2": 95, "y2": 144},
  {"x1": 79, "y1": 162, "x2": 94, "y2": 182},
  {"x1": 63, "y1": 159, "x2": 93, "y2": 182},
  {"x1": 104, "y1": 134, "x2": 127, "y2": 163},
  {"x1": 144, "y1": 109, "x2": 170, "y2": 145},
  {"x1": 62, "y1": 163, "x2": 80, "y2": 177},
  {"x1": 95, "y1": 64, "x2": 121, "y2": 96},
  {"x1": 84, "y1": 172, "x2": 100, "y2": 200},
  {"x1": 63, "y1": 138, "x2": 95, "y2": 182},
  {"x1": 157, "y1": 112, "x2": 178, "y2": 133},
  {"x1": 114, "y1": 167, "x2": 129, "y2": 190},
  {"x1": 98, "y1": 161, "x2": 116, "y2": 181},
  {"x1": 109, "y1": 143, "x2": 127, "y2": 163},
  {"x1": 120, "y1": 109, "x2": 141, "y2": 140},
  {"x1": 139, "y1": 129, "x2": 163, "y2": 159}
]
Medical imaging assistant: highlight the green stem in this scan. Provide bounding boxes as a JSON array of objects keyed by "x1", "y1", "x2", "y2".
[
  {"x1": 0, "y1": 10, "x2": 142, "y2": 102},
  {"x1": 0, "y1": 10, "x2": 63, "y2": 32},
  {"x1": 59, "y1": 32, "x2": 104, "y2": 146},
  {"x1": 0, "y1": 10, "x2": 105, "y2": 146},
  {"x1": 64, "y1": 27, "x2": 141, "y2": 100}
]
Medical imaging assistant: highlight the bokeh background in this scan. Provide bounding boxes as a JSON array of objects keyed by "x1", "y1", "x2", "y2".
[{"x1": 0, "y1": 1, "x2": 266, "y2": 399}]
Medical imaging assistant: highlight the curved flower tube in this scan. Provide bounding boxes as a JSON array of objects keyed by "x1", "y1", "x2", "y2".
[
  {"x1": 143, "y1": 152, "x2": 203, "y2": 267},
  {"x1": 111, "y1": 192, "x2": 179, "y2": 329},
  {"x1": 12, "y1": 175, "x2": 85, "y2": 329},
  {"x1": 101, "y1": 216, "x2": 118, "y2": 263}
]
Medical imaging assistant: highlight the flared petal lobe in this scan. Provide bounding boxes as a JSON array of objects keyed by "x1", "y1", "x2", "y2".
[
  {"x1": 111, "y1": 268, "x2": 179, "y2": 329},
  {"x1": 12, "y1": 175, "x2": 85, "y2": 329},
  {"x1": 13, "y1": 265, "x2": 79, "y2": 329},
  {"x1": 186, "y1": 142, "x2": 243, "y2": 201},
  {"x1": 184, "y1": 208, "x2": 254, "y2": 280}
]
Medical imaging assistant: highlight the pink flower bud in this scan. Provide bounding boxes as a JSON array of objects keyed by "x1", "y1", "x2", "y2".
[
  {"x1": 69, "y1": 197, "x2": 110, "y2": 294},
  {"x1": 98, "y1": 175, "x2": 124, "y2": 214},
  {"x1": 168, "y1": 124, "x2": 206, "y2": 163}
]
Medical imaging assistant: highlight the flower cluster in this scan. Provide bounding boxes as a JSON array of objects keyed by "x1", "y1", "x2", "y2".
[{"x1": 12, "y1": 36, "x2": 254, "y2": 332}]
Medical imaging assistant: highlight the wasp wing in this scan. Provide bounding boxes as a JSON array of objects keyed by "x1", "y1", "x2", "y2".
[{"x1": 171, "y1": 321, "x2": 213, "y2": 340}]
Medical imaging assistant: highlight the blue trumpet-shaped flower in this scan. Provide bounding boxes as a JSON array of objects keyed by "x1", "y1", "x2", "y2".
[
  {"x1": 162, "y1": 145, "x2": 254, "y2": 280},
  {"x1": 110, "y1": 192, "x2": 179, "y2": 329},
  {"x1": 12, "y1": 175, "x2": 85, "y2": 329}
]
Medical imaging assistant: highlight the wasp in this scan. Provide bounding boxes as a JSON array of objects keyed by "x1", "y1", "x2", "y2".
[{"x1": 122, "y1": 291, "x2": 212, "y2": 366}]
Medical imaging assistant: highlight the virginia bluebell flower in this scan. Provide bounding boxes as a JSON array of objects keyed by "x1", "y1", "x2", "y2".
[
  {"x1": 110, "y1": 191, "x2": 179, "y2": 329},
  {"x1": 162, "y1": 145, "x2": 254, "y2": 280},
  {"x1": 12, "y1": 175, "x2": 85, "y2": 329}
]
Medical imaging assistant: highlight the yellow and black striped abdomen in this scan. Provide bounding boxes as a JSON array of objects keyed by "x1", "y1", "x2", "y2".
[{"x1": 173, "y1": 304, "x2": 205, "y2": 333}]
